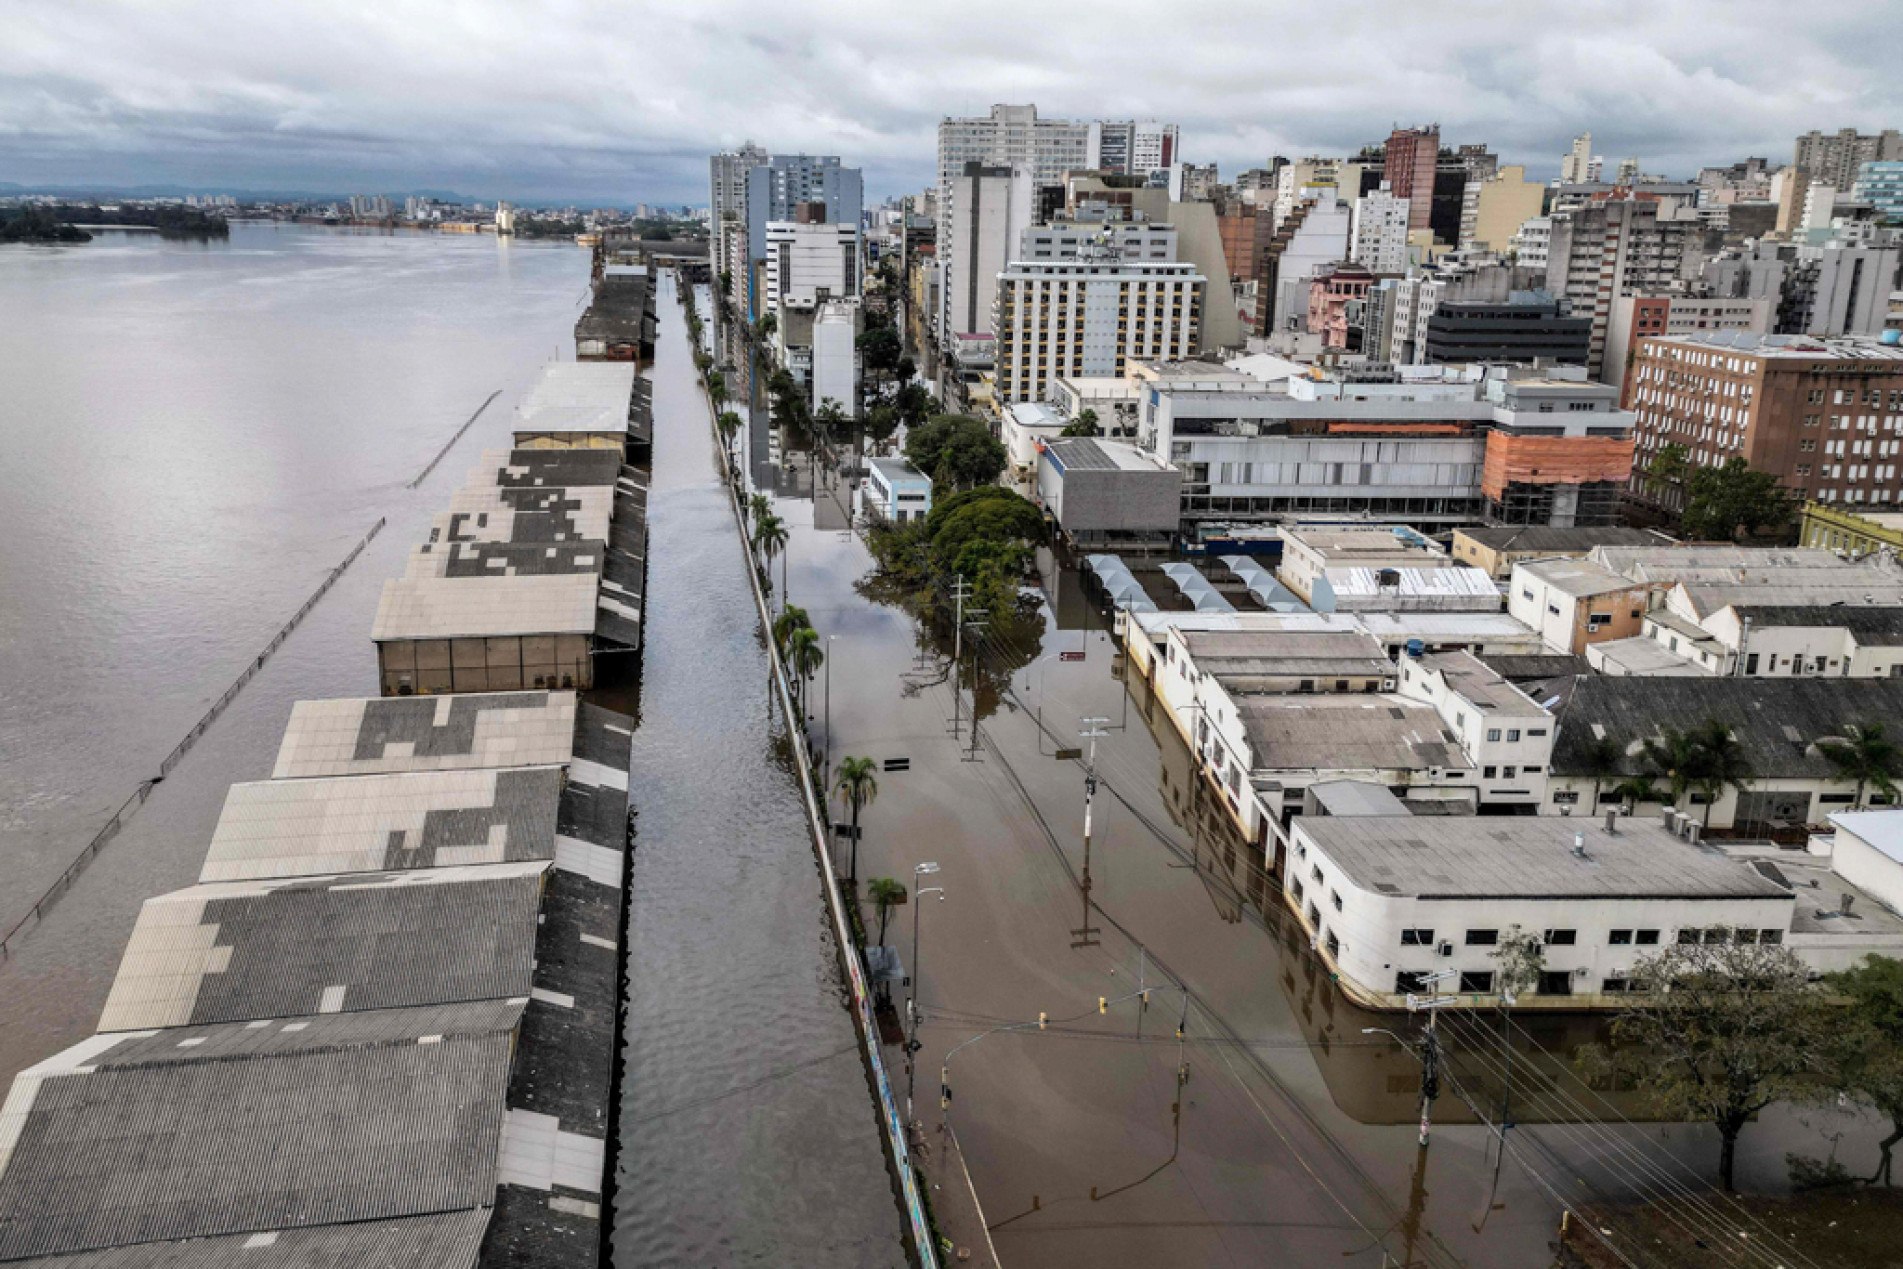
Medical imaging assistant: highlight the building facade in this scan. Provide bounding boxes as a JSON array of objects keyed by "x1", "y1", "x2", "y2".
[
  {"x1": 941, "y1": 163, "x2": 1035, "y2": 340},
  {"x1": 1795, "y1": 128, "x2": 1903, "y2": 191},
  {"x1": 1350, "y1": 183, "x2": 1410, "y2": 274},
  {"x1": 992, "y1": 256, "x2": 1205, "y2": 405},
  {"x1": 1541, "y1": 197, "x2": 1705, "y2": 376},
  {"x1": 1626, "y1": 331, "x2": 1903, "y2": 510},
  {"x1": 1383, "y1": 126, "x2": 1440, "y2": 234}
]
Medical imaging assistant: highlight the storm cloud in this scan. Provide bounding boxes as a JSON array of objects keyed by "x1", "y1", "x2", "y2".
[{"x1": 3, "y1": 0, "x2": 1898, "y2": 203}]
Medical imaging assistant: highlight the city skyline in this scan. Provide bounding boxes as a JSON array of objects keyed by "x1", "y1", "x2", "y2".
[{"x1": 5, "y1": 0, "x2": 1901, "y2": 205}]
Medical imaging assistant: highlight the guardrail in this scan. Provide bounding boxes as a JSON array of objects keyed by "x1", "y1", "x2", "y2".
[
  {"x1": 694, "y1": 358, "x2": 938, "y2": 1268},
  {"x1": 0, "y1": 516, "x2": 386, "y2": 961},
  {"x1": 407, "y1": 390, "x2": 502, "y2": 490}
]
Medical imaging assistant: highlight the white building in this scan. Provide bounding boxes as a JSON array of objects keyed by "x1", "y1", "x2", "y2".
[
  {"x1": 1285, "y1": 815, "x2": 1795, "y2": 1010},
  {"x1": 936, "y1": 105, "x2": 1093, "y2": 335},
  {"x1": 1560, "y1": 132, "x2": 1596, "y2": 185},
  {"x1": 993, "y1": 256, "x2": 1204, "y2": 405},
  {"x1": 1394, "y1": 650, "x2": 1554, "y2": 809},
  {"x1": 1268, "y1": 190, "x2": 1353, "y2": 333},
  {"x1": 942, "y1": 164, "x2": 1035, "y2": 339},
  {"x1": 811, "y1": 301, "x2": 860, "y2": 417},
  {"x1": 864, "y1": 458, "x2": 932, "y2": 524},
  {"x1": 763, "y1": 220, "x2": 861, "y2": 314},
  {"x1": 1021, "y1": 220, "x2": 1178, "y2": 263},
  {"x1": 708, "y1": 142, "x2": 767, "y2": 284},
  {"x1": 1002, "y1": 401, "x2": 1067, "y2": 492},
  {"x1": 1350, "y1": 184, "x2": 1411, "y2": 276},
  {"x1": 1088, "y1": 120, "x2": 1180, "y2": 181}
]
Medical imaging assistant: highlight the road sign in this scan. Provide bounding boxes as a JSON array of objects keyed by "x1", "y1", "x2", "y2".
[
  {"x1": 1059, "y1": 650, "x2": 1085, "y2": 662},
  {"x1": 883, "y1": 757, "x2": 911, "y2": 772},
  {"x1": 833, "y1": 823, "x2": 863, "y2": 840},
  {"x1": 1053, "y1": 747, "x2": 1083, "y2": 761}
]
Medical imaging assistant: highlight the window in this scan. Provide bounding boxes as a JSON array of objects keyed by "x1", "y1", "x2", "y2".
[
  {"x1": 1543, "y1": 929, "x2": 1577, "y2": 946},
  {"x1": 1486, "y1": 728, "x2": 1502, "y2": 742},
  {"x1": 1465, "y1": 929, "x2": 1499, "y2": 946},
  {"x1": 1502, "y1": 766, "x2": 1518, "y2": 779},
  {"x1": 1483, "y1": 765, "x2": 1498, "y2": 779},
  {"x1": 1310, "y1": 865, "x2": 1322, "y2": 884},
  {"x1": 1676, "y1": 929, "x2": 1700, "y2": 945},
  {"x1": 1537, "y1": 970, "x2": 1574, "y2": 995},
  {"x1": 1602, "y1": 978, "x2": 1631, "y2": 993},
  {"x1": 1528, "y1": 728, "x2": 1548, "y2": 737},
  {"x1": 1459, "y1": 970, "x2": 1495, "y2": 993},
  {"x1": 1400, "y1": 928, "x2": 1435, "y2": 946},
  {"x1": 1324, "y1": 931, "x2": 1341, "y2": 956},
  {"x1": 1609, "y1": 929, "x2": 1633, "y2": 945},
  {"x1": 1331, "y1": 891, "x2": 1343, "y2": 912},
  {"x1": 1760, "y1": 928, "x2": 1784, "y2": 945},
  {"x1": 1635, "y1": 929, "x2": 1660, "y2": 945},
  {"x1": 1290, "y1": 877, "x2": 1305, "y2": 901},
  {"x1": 1396, "y1": 970, "x2": 1429, "y2": 994}
]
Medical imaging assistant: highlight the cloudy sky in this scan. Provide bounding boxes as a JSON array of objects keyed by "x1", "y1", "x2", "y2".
[{"x1": 5, "y1": 0, "x2": 1899, "y2": 205}]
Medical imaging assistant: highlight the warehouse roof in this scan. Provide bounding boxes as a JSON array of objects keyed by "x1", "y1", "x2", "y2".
[
  {"x1": 1551, "y1": 677, "x2": 1903, "y2": 778},
  {"x1": 0, "y1": 1210, "x2": 494, "y2": 1269},
  {"x1": 0, "y1": 1000, "x2": 523, "y2": 1261},
  {"x1": 1182, "y1": 630, "x2": 1393, "y2": 687},
  {"x1": 1236, "y1": 696, "x2": 1468, "y2": 773},
  {"x1": 98, "y1": 862, "x2": 547, "y2": 1032},
  {"x1": 371, "y1": 573, "x2": 601, "y2": 640},
  {"x1": 1458, "y1": 526, "x2": 1668, "y2": 554},
  {"x1": 405, "y1": 540, "x2": 609, "y2": 580},
  {"x1": 474, "y1": 448, "x2": 624, "y2": 489},
  {"x1": 1414, "y1": 651, "x2": 1549, "y2": 716},
  {"x1": 273, "y1": 692, "x2": 578, "y2": 779},
  {"x1": 1516, "y1": 557, "x2": 1645, "y2": 598},
  {"x1": 444, "y1": 485, "x2": 616, "y2": 542},
  {"x1": 1730, "y1": 605, "x2": 1903, "y2": 644},
  {"x1": 199, "y1": 766, "x2": 564, "y2": 883},
  {"x1": 1296, "y1": 816, "x2": 1793, "y2": 901}
]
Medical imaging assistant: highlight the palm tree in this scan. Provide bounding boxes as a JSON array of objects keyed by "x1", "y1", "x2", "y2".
[
  {"x1": 752, "y1": 512, "x2": 788, "y2": 601},
  {"x1": 835, "y1": 757, "x2": 880, "y2": 888},
  {"x1": 867, "y1": 876, "x2": 906, "y2": 946},
  {"x1": 1578, "y1": 734, "x2": 1625, "y2": 816},
  {"x1": 772, "y1": 604, "x2": 810, "y2": 652},
  {"x1": 706, "y1": 370, "x2": 727, "y2": 411},
  {"x1": 1689, "y1": 717, "x2": 1753, "y2": 829},
  {"x1": 747, "y1": 492, "x2": 772, "y2": 526},
  {"x1": 1818, "y1": 723, "x2": 1903, "y2": 810},
  {"x1": 716, "y1": 410, "x2": 742, "y2": 458},
  {"x1": 1642, "y1": 726, "x2": 1703, "y2": 815},
  {"x1": 785, "y1": 626, "x2": 824, "y2": 718},
  {"x1": 1611, "y1": 773, "x2": 1665, "y2": 813}
]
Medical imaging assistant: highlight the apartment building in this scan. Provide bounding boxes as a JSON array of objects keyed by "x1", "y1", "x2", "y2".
[
  {"x1": 1088, "y1": 120, "x2": 1179, "y2": 181},
  {"x1": 1384, "y1": 126, "x2": 1440, "y2": 234},
  {"x1": 763, "y1": 220, "x2": 861, "y2": 313},
  {"x1": 1704, "y1": 239, "x2": 1902, "y2": 339},
  {"x1": 1350, "y1": 183, "x2": 1410, "y2": 274},
  {"x1": 1625, "y1": 330, "x2": 1903, "y2": 509},
  {"x1": 1603, "y1": 294, "x2": 1773, "y2": 389},
  {"x1": 1541, "y1": 196, "x2": 1706, "y2": 376},
  {"x1": 708, "y1": 142, "x2": 767, "y2": 285},
  {"x1": 992, "y1": 256, "x2": 1204, "y2": 405},
  {"x1": 1458, "y1": 164, "x2": 1546, "y2": 253},
  {"x1": 1795, "y1": 128, "x2": 1903, "y2": 191},
  {"x1": 941, "y1": 163, "x2": 1035, "y2": 338}
]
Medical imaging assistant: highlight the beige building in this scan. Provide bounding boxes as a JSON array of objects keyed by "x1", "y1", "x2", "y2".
[
  {"x1": 1507, "y1": 557, "x2": 1661, "y2": 654},
  {"x1": 1459, "y1": 165, "x2": 1545, "y2": 254},
  {"x1": 1452, "y1": 526, "x2": 1673, "y2": 579}
]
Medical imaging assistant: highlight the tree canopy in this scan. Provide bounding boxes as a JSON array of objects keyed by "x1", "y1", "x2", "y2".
[
  {"x1": 904, "y1": 413, "x2": 1006, "y2": 490},
  {"x1": 1680, "y1": 457, "x2": 1794, "y2": 541}
]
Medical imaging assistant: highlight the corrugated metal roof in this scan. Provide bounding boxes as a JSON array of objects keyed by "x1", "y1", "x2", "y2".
[
  {"x1": 199, "y1": 767, "x2": 563, "y2": 883},
  {"x1": 0, "y1": 1002, "x2": 523, "y2": 1261},
  {"x1": 0, "y1": 1209, "x2": 491, "y2": 1268},
  {"x1": 99, "y1": 863, "x2": 547, "y2": 1032},
  {"x1": 371, "y1": 574, "x2": 601, "y2": 641}
]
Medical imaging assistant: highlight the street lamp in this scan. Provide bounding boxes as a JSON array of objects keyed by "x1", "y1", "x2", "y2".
[
  {"x1": 906, "y1": 862, "x2": 943, "y2": 1129},
  {"x1": 824, "y1": 634, "x2": 837, "y2": 791}
]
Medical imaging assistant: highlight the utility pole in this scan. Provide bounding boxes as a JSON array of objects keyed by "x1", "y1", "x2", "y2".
[
  {"x1": 961, "y1": 607, "x2": 988, "y2": 762},
  {"x1": 906, "y1": 862, "x2": 943, "y2": 1134},
  {"x1": 1407, "y1": 973, "x2": 1459, "y2": 1146},
  {"x1": 948, "y1": 578, "x2": 972, "y2": 742},
  {"x1": 1072, "y1": 718, "x2": 1109, "y2": 948}
]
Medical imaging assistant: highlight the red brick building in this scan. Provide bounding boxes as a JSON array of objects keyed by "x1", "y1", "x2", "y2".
[{"x1": 1383, "y1": 125, "x2": 1440, "y2": 234}]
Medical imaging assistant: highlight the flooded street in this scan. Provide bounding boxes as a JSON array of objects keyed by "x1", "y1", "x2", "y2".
[
  {"x1": 611, "y1": 275, "x2": 904, "y2": 1267},
  {"x1": 721, "y1": 308, "x2": 1877, "y2": 1268}
]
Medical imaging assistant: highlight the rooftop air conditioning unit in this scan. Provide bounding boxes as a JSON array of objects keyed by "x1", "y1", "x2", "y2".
[{"x1": 1436, "y1": 940, "x2": 1455, "y2": 957}]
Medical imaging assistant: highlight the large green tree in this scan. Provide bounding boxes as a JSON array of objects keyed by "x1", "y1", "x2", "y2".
[
  {"x1": 1680, "y1": 458, "x2": 1793, "y2": 541},
  {"x1": 1582, "y1": 935, "x2": 1831, "y2": 1191},
  {"x1": 1818, "y1": 723, "x2": 1903, "y2": 810},
  {"x1": 904, "y1": 413, "x2": 1006, "y2": 490},
  {"x1": 1828, "y1": 956, "x2": 1903, "y2": 1185}
]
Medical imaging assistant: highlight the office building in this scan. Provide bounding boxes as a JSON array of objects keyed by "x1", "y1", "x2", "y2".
[
  {"x1": 1795, "y1": 128, "x2": 1903, "y2": 192},
  {"x1": 1350, "y1": 183, "x2": 1410, "y2": 274},
  {"x1": 742, "y1": 155, "x2": 862, "y2": 317},
  {"x1": 1602, "y1": 293, "x2": 1773, "y2": 387},
  {"x1": 1625, "y1": 331, "x2": 1903, "y2": 510},
  {"x1": 1704, "y1": 239, "x2": 1903, "y2": 338},
  {"x1": 1088, "y1": 120, "x2": 1180, "y2": 181},
  {"x1": 1854, "y1": 161, "x2": 1903, "y2": 225},
  {"x1": 763, "y1": 219, "x2": 861, "y2": 314},
  {"x1": 992, "y1": 256, "x2": 1204, "y2": 404},
  {"x1": 1383, "y1": 126, "x2": 1440, "y2": 233},
  {"x1": 1420, "y1": 293, "x2": 1591, "y2": 366}
]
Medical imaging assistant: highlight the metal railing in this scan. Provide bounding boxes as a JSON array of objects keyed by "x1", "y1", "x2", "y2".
[{"x1": 0, "y1": 516, "x2": 386, "y2": 961}]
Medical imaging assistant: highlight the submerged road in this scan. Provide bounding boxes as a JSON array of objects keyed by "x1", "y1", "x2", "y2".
[{"x1": 611, "y1": 274, "x2": 905, "y2": 1268}]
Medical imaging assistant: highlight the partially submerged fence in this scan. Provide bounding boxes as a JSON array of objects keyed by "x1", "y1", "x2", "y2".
[{"x1": 0, "y1": 516, "x2": 386, "y2": 960}]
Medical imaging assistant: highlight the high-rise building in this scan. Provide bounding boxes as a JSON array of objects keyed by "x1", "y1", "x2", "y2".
[
  {"x1": 708, "y1": 142, "x2": 767, "y2": 285},
  {"x1": 1383, "y1": 126, "x2": 1440, "y2": 233},
  {"x1": 1602, "y1": 293, "x2": 1773, "y2": 388},
  {"x1": 1169, "y1": 162, "x2": 1219, "y2": 202},
  {"x1": 1794, "y1": 129, "x2": 1903, "y2": 192},
  {"x1": 1626, "y1": 332, "x2": 1903, "y2": 511},
  {"x1": 1541, "y1": 197, "x2": 1705, "y2": 376},
  {"x1": 1704, "y1": 239, "x2": 1903, "y2": 338},
  {"x1": 1420, "y1": 294, "x2": 1591, "y2": 366},
  {"x1": 993, "y1": 254, "x2": 1205, "y2": 404},
  {"x1": 1256, "y1": 190, "x2": 1353, "y2": 336},
  {"x1": 936, "y1": 105, "x2": 1093, "y2": 336},
  {"x1": 1459, "y1": 165, "x2": 1546, "y2": 253},
  {"x1": 1560, "y1": 133, "x2": 1596, "y2": 185},
  {"x1": 941, "y1": 163, "x2": 1036, "y2": 339},
  {"x1": 1350, "y1": 183, "x2": 1410, "y2": 274},
  {"x1": 741, "y1": 155, "x2": 863, "y2": 319},
  {"x1": 763, "y1": 220, "x2": 861, "y2": 314}
]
